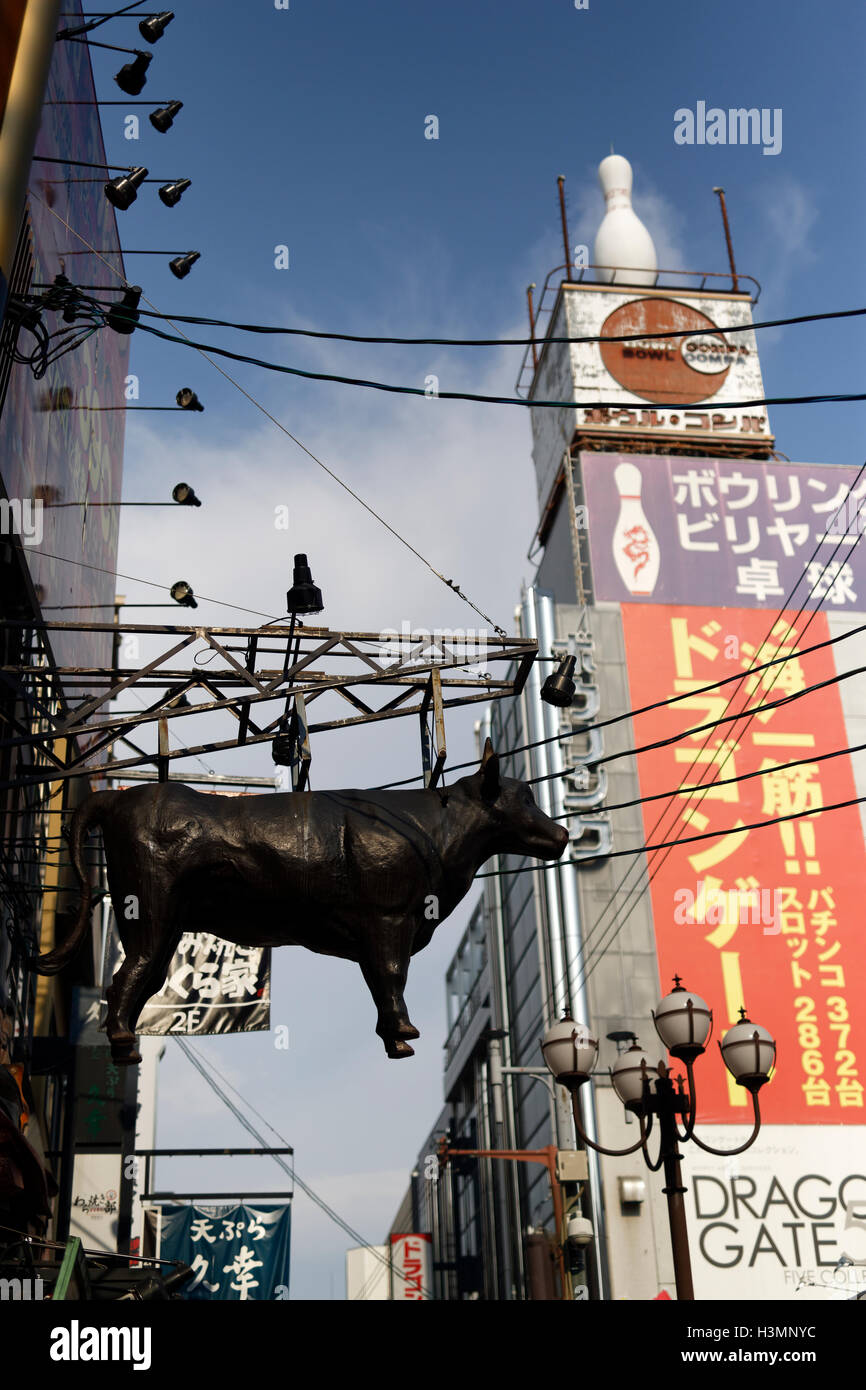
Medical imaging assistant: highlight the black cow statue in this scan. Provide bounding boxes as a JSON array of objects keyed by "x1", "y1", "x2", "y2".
[{"x1": 34, "y1": 741, "x2": 568, "y2": 1064}]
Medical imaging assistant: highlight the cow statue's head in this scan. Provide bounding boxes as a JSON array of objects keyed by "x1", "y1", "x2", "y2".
[{"x1": 460, "y1": 739, "x2": 570, "y2": 861}]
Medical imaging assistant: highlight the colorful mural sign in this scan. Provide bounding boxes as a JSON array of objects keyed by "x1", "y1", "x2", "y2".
[{"x1": 0, "y1": 3, "x2": 128, "y2": 671}]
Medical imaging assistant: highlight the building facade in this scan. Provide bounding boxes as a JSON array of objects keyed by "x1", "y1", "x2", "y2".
[
  {"x1": 0, "y1": 1, "x2": 128, "y2": 1252},
  {"x1": 390, "y1": 155, "x2": 866, "y2": 1300}
]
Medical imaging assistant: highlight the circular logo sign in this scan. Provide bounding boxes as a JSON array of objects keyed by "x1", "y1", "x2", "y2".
[{"x1": 599, "y1": 299, "x2": 737, "y2": 405}]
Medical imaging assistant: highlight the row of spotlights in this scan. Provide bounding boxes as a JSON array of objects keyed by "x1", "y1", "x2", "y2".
[
  {"x1": 113, "y1": 14, "x2": 175, "y2": 94},
  {"x1": 149, "y1": 100, "x2": 183, "y2": 133},
  {"x1": 103, "y1": 168, "x2": 191, "y2": 211},
  {"x1": 138, "y1": 11, "x2": 174, "y2": 43}
]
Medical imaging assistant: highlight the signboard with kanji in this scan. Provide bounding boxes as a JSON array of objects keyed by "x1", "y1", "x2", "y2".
[
  {"x1": 581, "y1": 454, "x2": 866, "y2": 610},
  {"x1": 390, "y1": 1232, "x2": 433, "y2": 1300},
  {"x1": 149, "y1": 1203, "x2": 291, "y2": 1300},
  {"x1": 136, "y1": 933, "x2": 271, "y2": 1037},
  {"x1": 620, "y1": 603, "x2": 866, "y2": 1124}
]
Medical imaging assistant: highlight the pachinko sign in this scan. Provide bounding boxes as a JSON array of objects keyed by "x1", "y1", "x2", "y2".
[{"x1": 620, "y1": 603, "x2": 866, "y2": 1124}]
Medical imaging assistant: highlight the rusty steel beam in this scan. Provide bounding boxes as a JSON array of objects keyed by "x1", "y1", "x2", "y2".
[{"x1": 0, "y1": 619, "x2": 537, "y2": 787}]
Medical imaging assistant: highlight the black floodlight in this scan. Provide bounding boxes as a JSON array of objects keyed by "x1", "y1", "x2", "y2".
[
  {"x1": 158, "y1": 177, "x2": 191, "y2": 208},
  {"x1": 104, "y1": 165, "x2": 149, "y2": 210},
  {"x1": 114, "y1": 51, "x2": 152, "y2": 96},
  {"x1": 286, "y1": 553, "x2": 324, "y2": 616},
  {"x1": 169, "y1": 251, "x2": 200, "y2": 279},
  {"x1": 170, "y1": 580, "x2": 197, "y2": 608},
  {"x1": 149, "y1": 100, "x2": 183, "y2": 133},
  {"x1": 176, "y1": 387, "x2": 204, "y2": 412},
  {"x1": 172, "y1": 482, "x2": 201, "y2": 507},
  {"x1": 139, "y1": 11, "x2": 174, "y2": 43},
  {"x1": 106, "y1": 285, "x2": 142, "y2": 335},
  {"x1": 541, "y1": 654, "x2": 577, "y2": 708}
]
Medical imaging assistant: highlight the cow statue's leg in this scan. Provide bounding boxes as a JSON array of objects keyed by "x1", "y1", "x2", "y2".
[
  {"x1": 105, "y1": 950, "x2": 153, "y2": 1065},
  {"x1": 358, "y1": 922, "x2": 419, "y2": 1059},
  {"x1": 105, "y1": 877, "x2": 181, "y2": 1065}
]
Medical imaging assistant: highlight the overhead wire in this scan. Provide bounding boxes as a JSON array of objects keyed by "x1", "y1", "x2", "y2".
[
  {"x1": 176, "y1": 1039, "x2": 416, "y2": 1293},
  {"x1": 44, "y1": 293, "x2": 866, "y2": 347},
  {"x1": 374, "y1": 617, "x2": 866, "y2": 788},
  {"x1": 102, "y1": 316, "x2": 866, "y2": 411},
  {"x1": 474, "y1": 793, "x2": 866, "y2": 875},
  {"x1": 25, "y1": 192, "x2": 511, "y2": 639}
]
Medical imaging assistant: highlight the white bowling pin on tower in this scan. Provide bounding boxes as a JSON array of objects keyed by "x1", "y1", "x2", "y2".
[
  {"x1": 612, "y1": 461, "x2": 660, "y2": 596},
  {"x1": 593, "y1": 154, "x2": 658, "y2": 286}
]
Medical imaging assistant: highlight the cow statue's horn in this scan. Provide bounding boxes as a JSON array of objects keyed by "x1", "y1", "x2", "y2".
[{"x1": 480, "y1": 738, "x2": 500, "y2": 800}]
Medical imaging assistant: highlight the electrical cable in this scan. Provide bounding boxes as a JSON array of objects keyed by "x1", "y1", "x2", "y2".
[
  {"x1": 176, "y1": 1039, "x2": 416, "y2": 1293},
  {"x1": 374, "y1": 616, "x2": 866, "y2": 788},
  {"x1": 115, "y1": 316, "x2": 866, "y2": 411},
  {"x1": 557, "y1": 493, "x2": 866, "y2": 1005},
  {"x1": 51, "y1": 295, "x2": 866, "y2": 348},
  {"x1": 547, "y1": 739, "x2": 866, "y2": 813},
  {"x1": 25, "y1": 192, "x2": 511, "y2": 640},
  {"x1": 475, "y1": 793, "x2": 866, "y2": 876}
]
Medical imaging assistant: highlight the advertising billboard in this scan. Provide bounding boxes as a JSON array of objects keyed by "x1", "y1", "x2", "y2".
[
  {"x1": 136, "y1": 933, "x2": 271, "y2": 1038},
  {"x1": 150, "y1": 1203, "x2": 292, "y2": 1300},
  {"x1": 620, "y1": 602, "x2": 866, "y2": 1125},
  {"x1": 0, "y1": 0, "x2": 128, "y2": 670},
  {"x1": 581, "y1": 454, "x2": 866, "y2": 610},
  {"x1": 686, "y1": 1127, "x2": 866, "y2": 1301},
  {"x1": 530, "y1": 287, "x2": 772, "y2": 505}
]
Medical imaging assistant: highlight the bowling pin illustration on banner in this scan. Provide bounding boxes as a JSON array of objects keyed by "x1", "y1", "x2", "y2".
[
  {"x1": 593, "y1": 153, "x2": 658, "y2": 286},
  {"x1": 612, "y1": 462, "x2": 660, "y2": 597}
]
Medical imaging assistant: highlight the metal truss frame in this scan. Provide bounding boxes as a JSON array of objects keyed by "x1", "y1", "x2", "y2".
[{"x1": 0, "y1": 619, "x2": 537, "y2": 789}]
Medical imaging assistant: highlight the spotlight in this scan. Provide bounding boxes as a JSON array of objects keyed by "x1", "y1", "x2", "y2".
[
  {"x1": 158, "y1": 178, "x2": 191, "y2": 208},
  {"x1": 541, "y1": 654, "x2": 577, "y2": 708},
  {"x1": 286, "y1": 553, "x2": 324, "y2": 616},
  {"x1": 106, "y1": 285, "x2": 143, "y2": 335},
  {"x1": 169, "y1": 251, "x2": 200, "y2": 279},
  {"x1": 104, "y1": 166, "x2": 149, "y2": 211},
  {"x1": 114, "y1": 51, "x2": 152, "y2": 96},
  {"x1": 172, "y1": 482, "x2": 201, "y2": 507},
  {"x1": 170, "y1": 580, "x2": 197, "y2": 609},
  {"x1": 138, "y1": 11, "x2": 175, "y2": 43},
  {"x1": 176, "y1": 388, "x2": 204, "y2": 412},
  {"x1": 149, "y1": 100, "x2": 183, "y2": 133}
]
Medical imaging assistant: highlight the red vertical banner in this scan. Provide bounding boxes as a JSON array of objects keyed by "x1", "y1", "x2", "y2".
[{"x1": 620, "y1": 604, "x2": 866, "y2": 1124}]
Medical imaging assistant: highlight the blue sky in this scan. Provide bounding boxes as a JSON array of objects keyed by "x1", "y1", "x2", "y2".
[{"x1": 75, "y1": 0, "x2": 866, "y2": 1298}]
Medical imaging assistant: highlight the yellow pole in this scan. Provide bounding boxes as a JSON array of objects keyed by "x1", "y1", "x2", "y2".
[
  {"x1": 0, "y1": 0, "x2": 63, "y2": 312},
  {"x1": 34, "y1": 738, "x2": 67, "y2": 1037}
]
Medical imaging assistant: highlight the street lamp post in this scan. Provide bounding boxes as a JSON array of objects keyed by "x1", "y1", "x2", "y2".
[{"x1": 541, "y1": 977, "x2": 777, "y2": 1301}]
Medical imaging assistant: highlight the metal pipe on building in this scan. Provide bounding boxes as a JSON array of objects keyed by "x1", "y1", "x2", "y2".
[
  {"x1": 521, "y1": 588, "x2": 570, "y2": 1021},
  {"x1": 535, "y1": 590, "x2": 611, "y2": 1300},
  {"x1": 479, "y1": 708, "x2": 526, "y2": 1297}
]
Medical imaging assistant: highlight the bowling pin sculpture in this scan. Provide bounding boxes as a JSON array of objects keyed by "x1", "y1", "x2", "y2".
[
  {"x1": 593, "y1": 154, "x2": 658, "y2": 286},
  {"x1": 612, "y1": 462, "x2": 660, "y2": 596}
]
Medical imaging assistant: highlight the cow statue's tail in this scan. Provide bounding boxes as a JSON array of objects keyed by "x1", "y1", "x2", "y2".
[{"x1": 31, "y1": 792, "x2": 112, "y2": 975}]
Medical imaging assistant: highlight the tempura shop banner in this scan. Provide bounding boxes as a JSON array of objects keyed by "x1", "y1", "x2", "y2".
[{"x1": 148, "y1": 1203, "x2": 291, "y2": 1299}]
